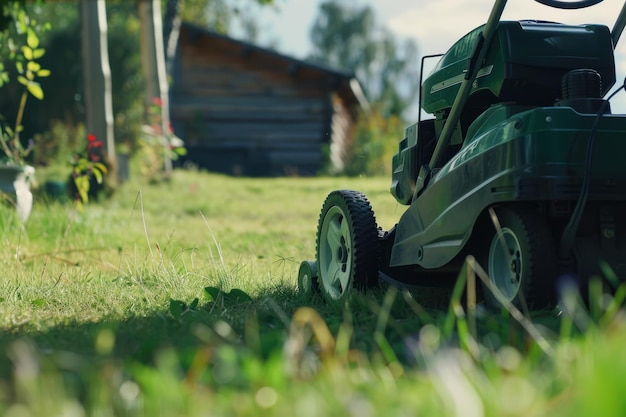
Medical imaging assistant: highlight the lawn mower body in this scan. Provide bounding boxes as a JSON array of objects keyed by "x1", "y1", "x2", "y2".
[
  {"x1": 304, "y1": 0, "x2": 626, "y2": 308},
  {"x1": 388, "y1": 102, "x2": 626, "y2": 274},
  {"x1": 389, "y1": 19, "x2": 624, "y2": 269}
]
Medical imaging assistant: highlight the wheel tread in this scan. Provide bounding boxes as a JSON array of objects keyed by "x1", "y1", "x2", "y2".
[
  {"x1": 515, "y1": 209, "x2": 557, "y2": 308},
  {"x1": 315, "y1": 190, "x2": 379, "y2": 300}
]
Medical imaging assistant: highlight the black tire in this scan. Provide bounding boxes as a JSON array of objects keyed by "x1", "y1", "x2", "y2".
[
  {"x1": 315, "y1": 190, "x2": 379, "y2": 301},
  {"x1": 481, "y1": 207, "x2": 557, "y2": 310},
  {"x1": 297, "y1": 260, "x2": 319, "y2": 296}
]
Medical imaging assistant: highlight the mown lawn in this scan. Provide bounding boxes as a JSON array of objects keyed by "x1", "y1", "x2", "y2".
[{"x1": 0, "y1": 169, "x2": 625, "y2": 416}]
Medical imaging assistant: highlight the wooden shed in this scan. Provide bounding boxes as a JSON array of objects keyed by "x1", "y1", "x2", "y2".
[{"x1": 170, "y1": 23, "x2": 368, "y2": 176}]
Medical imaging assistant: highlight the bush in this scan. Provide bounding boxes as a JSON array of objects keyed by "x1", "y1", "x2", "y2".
[{"x1": 343, "y1": 108, "x2": 406, "y2": 177}]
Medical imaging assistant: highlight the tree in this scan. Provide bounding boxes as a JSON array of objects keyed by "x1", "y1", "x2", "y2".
[
  {"x1": 1, "y1": 0, "x2": 275, "y2": 168},
  {"x1": 81, "y1": 0, "x2": 115, "y2": 166},
  {"x1": 309, "y1": 1, "x2": 422, "y2": 176},
  {"x1": 163, "y1": 0, "x2": 273, "y2": 40},
  {"x1": 309, "y1": 0, "x2": 420, "y2": 119}
]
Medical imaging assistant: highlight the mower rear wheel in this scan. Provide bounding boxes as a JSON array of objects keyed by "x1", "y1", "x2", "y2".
[
  {"x1": 316, "y1": 190, "x2": 379, "y2": 301},
  {"x1": 482, "y1": 207, "x2": 557, "y2": 310}
]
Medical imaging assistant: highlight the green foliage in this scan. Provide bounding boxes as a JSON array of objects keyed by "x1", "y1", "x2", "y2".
[
  {"x1": 343, "y1": 107, "x2": 405, "y2": 176},
  {"x1": 138, "y1": 97, "x2": 187, "y2": 181},
  {"x1": 179, "y1": 0, "x2": 275, "y2": 39},
  {"x1": 70, "y1": 133, "x2": 108, "y2": 208},
  {"x1": 106, "y1": 3, "x2": 145, "y2": 155},
  {"x1": 31, "y1": 120, "x2": 85, "y2": 167},
  {"x1": 39, "y1": 2, "x2": 145, "y2": 160},
  {"x1": 309, "y1": 0, "x2": 419, "y2": 177},
  {"x1": 168, "y1": 297, "x2": 199, "y2": 318},
  {"x1": 204, "y1": 286, "x2": 253, "y2": 304},
  {"x1": 0, "y1": 1, "x2": 50, "y2": 166},
  {"x1": 0, "y1": 0, "x2": 275, "y2": 169},
  {"x1": 0, "y1": 2, "x2": 144, "y2": 161},
  {"x1": 309, "y1": 0, "x2": 420, "y2": 119}
]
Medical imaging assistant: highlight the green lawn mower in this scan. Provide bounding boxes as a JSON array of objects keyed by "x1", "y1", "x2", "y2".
[{"x1": 299, "y1": 0, "x2": 626, "y2": 309}]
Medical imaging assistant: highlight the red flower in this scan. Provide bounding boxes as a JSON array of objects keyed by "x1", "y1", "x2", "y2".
[
  {"x1": 87, "y1": 141, "x2": 103, "y2": 152},
  {"x1": 87, "y1": 133, "x2": 97, "y2": 142},
  {"x1": 152, "y1": 97, "x2": 163, "y2": 107}
]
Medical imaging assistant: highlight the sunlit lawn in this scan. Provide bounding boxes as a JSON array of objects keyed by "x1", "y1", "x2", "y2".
[{"x1": 0, "y1": 169, "x2": 625, "y2": 416}]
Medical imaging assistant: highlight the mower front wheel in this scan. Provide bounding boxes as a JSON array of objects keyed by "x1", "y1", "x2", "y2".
[
  {"x1": 315, "y1": 190, "x2": 379, "y2": 301},
  {"x1": 481, "y1": 207, "x2": 557, "y2": 310}
]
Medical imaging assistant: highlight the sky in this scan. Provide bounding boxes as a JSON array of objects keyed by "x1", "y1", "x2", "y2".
[{"x1": 243, "y1": 0, "x2": 626, "y2": 114}]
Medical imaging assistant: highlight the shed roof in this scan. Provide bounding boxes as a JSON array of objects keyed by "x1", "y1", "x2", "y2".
[{"x1": 178, "y1": 22, "x2": 370, "y2": 112}]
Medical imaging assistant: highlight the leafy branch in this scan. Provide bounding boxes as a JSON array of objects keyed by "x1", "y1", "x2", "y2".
[{"x1": 0, "y1": 2, "x2": 50, "y2": 166}]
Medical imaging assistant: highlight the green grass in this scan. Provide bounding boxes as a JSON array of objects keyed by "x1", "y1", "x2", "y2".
[{"x1": 1, "y1": 169, "x2": 625, "y2": 416}]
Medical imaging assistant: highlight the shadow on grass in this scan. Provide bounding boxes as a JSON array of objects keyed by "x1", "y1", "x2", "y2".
[
  {"x1": 0, "y1": 284, "x2": 446, "y2": 367},
  {"x1": 0, "y1": 280, "x2": 562, "y2": 401}
]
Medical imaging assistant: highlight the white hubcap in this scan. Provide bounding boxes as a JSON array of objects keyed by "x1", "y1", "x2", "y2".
[
  {"x1": 319, "y1": 206, "x2": 352, "y2": 299},
  {"x1": 488, "y1": 227, "x2": 523, "y2": 301}
]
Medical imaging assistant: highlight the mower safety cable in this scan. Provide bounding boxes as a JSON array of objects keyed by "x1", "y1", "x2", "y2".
[{"x1": 558, "y1": 78, "x2": 626, "y2": 258}]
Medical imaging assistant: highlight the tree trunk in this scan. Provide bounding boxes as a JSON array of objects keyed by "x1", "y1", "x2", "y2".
[
  {"x1": 138, "y1": 0, "x2": 172, "y2": 174},
  {"x1": 81, "y1": 0, "x2": 116, "y2": 166},
  {"x1": 163, "y1": 0, "x2": 182, "y2": 76}
]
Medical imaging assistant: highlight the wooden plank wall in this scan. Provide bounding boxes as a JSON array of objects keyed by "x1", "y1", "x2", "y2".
[{"x1": 170, "y1": 26, "x2": 353, "y2": 176}]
